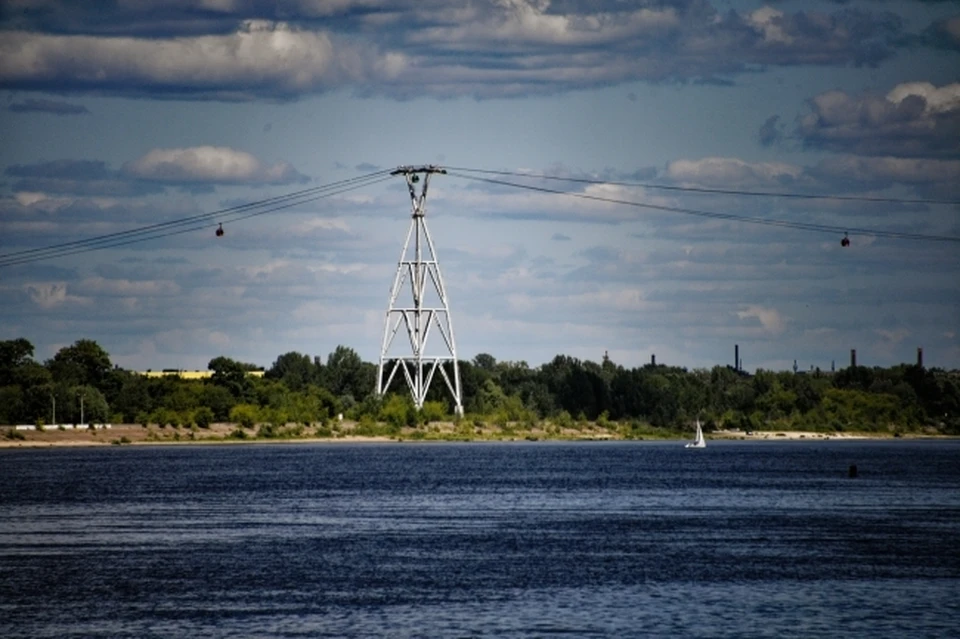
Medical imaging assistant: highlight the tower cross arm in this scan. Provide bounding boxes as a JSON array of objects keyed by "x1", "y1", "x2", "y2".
[{"x1": 390, "y1": 165, "x2": 447, "y2": 176}]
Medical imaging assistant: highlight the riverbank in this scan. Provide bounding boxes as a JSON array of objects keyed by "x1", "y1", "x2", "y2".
[{"x1": 0, "y1": 421, "x2": 934, "y2": 448}]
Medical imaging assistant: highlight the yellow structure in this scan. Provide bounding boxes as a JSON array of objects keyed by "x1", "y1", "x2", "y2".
[{"x1": 139, "y1": 369, "x2": 264, "y2": 379}]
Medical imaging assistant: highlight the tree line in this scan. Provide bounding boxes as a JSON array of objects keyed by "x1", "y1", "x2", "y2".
[{"x1": 1, "y1": 338, "x2": 958, "y2": 435}]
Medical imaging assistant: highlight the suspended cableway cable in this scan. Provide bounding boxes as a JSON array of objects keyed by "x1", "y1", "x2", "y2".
[
  {"x1": 447, "y1": 166, "x2": 960, "y2": 207},
  {"x1": 0, "y1": 170, "x2": 394, "y2": 268},
  {"x1": 444, "y1": 170, "x2": 960, "y2": 244}
]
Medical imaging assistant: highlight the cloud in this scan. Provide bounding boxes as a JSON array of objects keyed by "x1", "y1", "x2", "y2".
[
  {"x1": 807, "y1": 155, "x2": 960, "y2": 198},
  {"x1": 355, "y1": 162, "x2": 381, "y2": 172},
  {"x1": 737, "y1": 305, "x2": 787, "y2": 335},
  {"x1": 796, "y1": 82, "x2": 960, "y2": 158},
  {"x1": 758, "y1": 114, "x2": 783, "y2": 147},
  {"x1": 122, "y1": 146, "x2": 309, "y2": 185},
  {"x1": 924, "y1": 14, "x2": 960, "y2": 51},
  {"x1": 24, "y1": 282, "x2": 91, "y2": 309},
  {"x1": 0, "y1": 20, "x2": 405, "y2": 100},
  {"x1": 5, "y1": 159, "x2": 162, "y2": 196},
  {"x1": 0, "y1": 4, "x2": 909, "y2": 100},
  {"x1": 551, "y1": 232, "x2": 571, "y2": 241},
  {"x1": 665, "y1": 157, "x2": 805, "y2": 189},
  {"x1": 7, "y1": 97, "x2": 89, "y2": 114}
]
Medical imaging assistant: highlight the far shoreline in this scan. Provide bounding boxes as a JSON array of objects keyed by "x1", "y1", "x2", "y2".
[{"x1": 0, "y1": 423, "x2": 950, "y2": 449}]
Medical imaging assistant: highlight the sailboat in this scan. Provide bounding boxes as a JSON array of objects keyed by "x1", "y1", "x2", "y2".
[{"x1": 685, "y1": 418, "x2": 706, "y2": 448}]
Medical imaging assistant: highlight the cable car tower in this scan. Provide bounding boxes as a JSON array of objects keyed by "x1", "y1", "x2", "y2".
[{"x1": 377, "y1": 165, "x2": 463, "y2": 415}]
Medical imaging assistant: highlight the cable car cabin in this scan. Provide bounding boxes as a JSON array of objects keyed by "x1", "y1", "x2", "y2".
[
  {"x1": 216, "y1": 223, "x2": 224, "y2": 237},
  {"x1": 841, "y1": 234, "x2": 850, "y2": 247}
]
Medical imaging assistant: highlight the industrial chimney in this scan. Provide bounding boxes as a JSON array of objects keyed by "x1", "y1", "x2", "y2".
[
  {"x1": 850, "y1": 349, "x2": 857, "y2": 368},
  {"x1": 917, "y1": 347, "x2": 923, "y2": 368}
]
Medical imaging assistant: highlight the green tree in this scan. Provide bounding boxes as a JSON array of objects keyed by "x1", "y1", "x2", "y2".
[
  {"x1": 325, "y1": 345, "x2": 372, "y2": 400},
  {"x1": 267, "y1": 351, "x2": 315, "y2": 391},
  {"x1": 0, "y1": 338, "x2": 35, "y2": 387},
  {"x1": 74, "y1": 385, "x2": 109, "y2": 423},
  {"x1": 48, "y1": 340, "x2": 112, "y2": 388},
  {"x1": 208, "y1": 356, "x2": 257, "y2": 399}
]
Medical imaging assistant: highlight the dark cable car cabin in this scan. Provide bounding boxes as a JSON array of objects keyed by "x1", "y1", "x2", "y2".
[
  {"x1": 841, "y1": 233, "x2": 850, "y2": 247},
  {"x1": 216, "y1": 223, "x2": 224, "y2": 237}
]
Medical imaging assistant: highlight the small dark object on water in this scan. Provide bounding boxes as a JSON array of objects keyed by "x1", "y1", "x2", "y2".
[{"x1": 848, "y1": 464, "x2": 858, "y2": 478}]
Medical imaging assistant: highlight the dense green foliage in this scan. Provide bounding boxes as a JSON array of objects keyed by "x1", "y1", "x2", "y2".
[{"x1": 1, "y1": 338, "x2": 958, "y2": 435}]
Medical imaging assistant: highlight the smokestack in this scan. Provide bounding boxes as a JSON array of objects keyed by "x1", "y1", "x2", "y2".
[
  {"x1": 851, "y1": 349, "x2": 857, "y2": 368},
  {"x1": 917, "y1": 347, "x2": 923, "y2": 368},
  {"x1": 735, "y1": 344, "x2": 739, "y2": 371},
  {"x1": 651, "y1": 354, "x2": 656, "y2": 366}
]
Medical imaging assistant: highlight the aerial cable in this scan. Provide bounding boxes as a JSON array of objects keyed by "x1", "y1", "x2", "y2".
[
  {"x1": 0, "y1": 172, "x2": 393, "y2": 268},
  {"x1": 447, "y1": 166, "x2": 960, "y2": 207},
  {"x1": 0, "y1": 170, "x2": 391, "y2": 264},
  {"x1": 446, "y1": 171, "x2": 960, "y2": 244}
]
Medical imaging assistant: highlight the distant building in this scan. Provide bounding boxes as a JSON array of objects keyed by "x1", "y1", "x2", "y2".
[{"x1": 138, "y1": 369, "x2": 264, "y2": 379}]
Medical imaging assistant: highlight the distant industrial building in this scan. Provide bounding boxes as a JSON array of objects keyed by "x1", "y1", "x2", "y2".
[{"x1": 138, "y1": 369, "x2": 264, "y2": 379}]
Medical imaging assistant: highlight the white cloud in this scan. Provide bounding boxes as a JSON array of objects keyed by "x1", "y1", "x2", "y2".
[
  {"x1": 123, "y1": 146, "x2": 307, "y2": 184},
  {"x1": 736, "y1": 305, "x2": 787, "y2": 335},
  {"x1": 0, "y1": 20, "x2": 402, "y2": 100},
  {"x1": 24, "y1": 282, "x2": 91, "y2": 309},
  {"x1": 665, "y1": 157, "x2": 804, "y2": 189},
  {"x1": 0, "y1": 4, "x2": 905, "y2": 100},
  {"x1": 748, "y1": 7, "x2": 794, "y2": 45}
]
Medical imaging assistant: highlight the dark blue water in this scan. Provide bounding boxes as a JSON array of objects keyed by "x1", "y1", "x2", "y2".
[{"x1": 1, "y1": 440, "x2": 958, "y2": 638}]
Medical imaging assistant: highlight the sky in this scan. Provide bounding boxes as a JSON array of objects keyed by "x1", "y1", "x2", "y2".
[{"x1": 1, "y1": 0, "x2": 958, "y2": 376}]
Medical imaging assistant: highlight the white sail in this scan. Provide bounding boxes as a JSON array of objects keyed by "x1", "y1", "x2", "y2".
[{"x1": 685, "y1": 418, "x2": 706, "y2": 448}]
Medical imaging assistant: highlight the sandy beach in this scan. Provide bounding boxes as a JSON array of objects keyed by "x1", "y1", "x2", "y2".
[{"x1": 0, "y1": 422, "x2": 908, "y2": 448}]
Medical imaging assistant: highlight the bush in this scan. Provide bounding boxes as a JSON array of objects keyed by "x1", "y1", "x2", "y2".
[
  {"x1": 420, "y1": 400, "x2": 447, "y2": 424},
  {"x1": 194, "y1": 406, "x2": 214, "y2": 429},
  {"x1": 229, "y1": 404, "x2": 259, "y2": 429}
]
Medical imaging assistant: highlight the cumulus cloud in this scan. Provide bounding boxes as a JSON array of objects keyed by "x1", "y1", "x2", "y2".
[
  {"x1": 796, "y1": 82, "x2": 960, "y2": 158},
  {"x1": 0, "y1": 20, "x2": 405, "y2": 100},
  {"x1": 8, "y1": 97, "x2": 89, "y2": 114},
  {"x1": 737, "y1": 305, "x2": 787, "y2": 335},
  {"x1": 24, "y1": 282, "x2": 91, "y2": 309},
  {"x1": 122, "y1": 146, "x2": 309, "y2": 185},
  {"x1": 0, "y1": 3, "x2": 909, "y2": 100},
  {"x1": 665, "y1": 157, "x2": 805, "y2": 189}
]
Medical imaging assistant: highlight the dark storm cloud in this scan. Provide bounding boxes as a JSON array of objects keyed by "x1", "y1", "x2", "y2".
[
  {"x1": 7, "y1": 97, "x2": 89, "y2": 114},
  {"x1": 923, "y1": 14, "x2": 960, "y2": 51},
  {"x1": 795, "y1": 83, "x2": 960, "y2": 158},
  {"x1": 0, "y1": 1, "x2": 917, "y2": 101}
]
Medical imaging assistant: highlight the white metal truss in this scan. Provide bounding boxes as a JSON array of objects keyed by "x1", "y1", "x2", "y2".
[{"x1": 377, "y1": 165, "x2": 464, "y2": 415}]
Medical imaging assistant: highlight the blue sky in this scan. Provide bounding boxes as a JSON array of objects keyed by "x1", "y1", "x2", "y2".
[{"x1": 1, "y1": 0, "x2": 958, "y2": 374}]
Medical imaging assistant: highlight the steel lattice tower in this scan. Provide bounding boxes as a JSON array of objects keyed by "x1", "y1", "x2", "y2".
[{"x1": 377, "y1": 165, "x2": 463, "y2": 415}]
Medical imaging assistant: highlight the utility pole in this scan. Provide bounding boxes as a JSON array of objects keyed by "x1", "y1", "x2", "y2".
[
  {"x1": 377, "y1": 165, "x2": 464, "y2": 415},
  {"x1": 51, "y1": 394, "x2": 56, "y2": 426}
]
